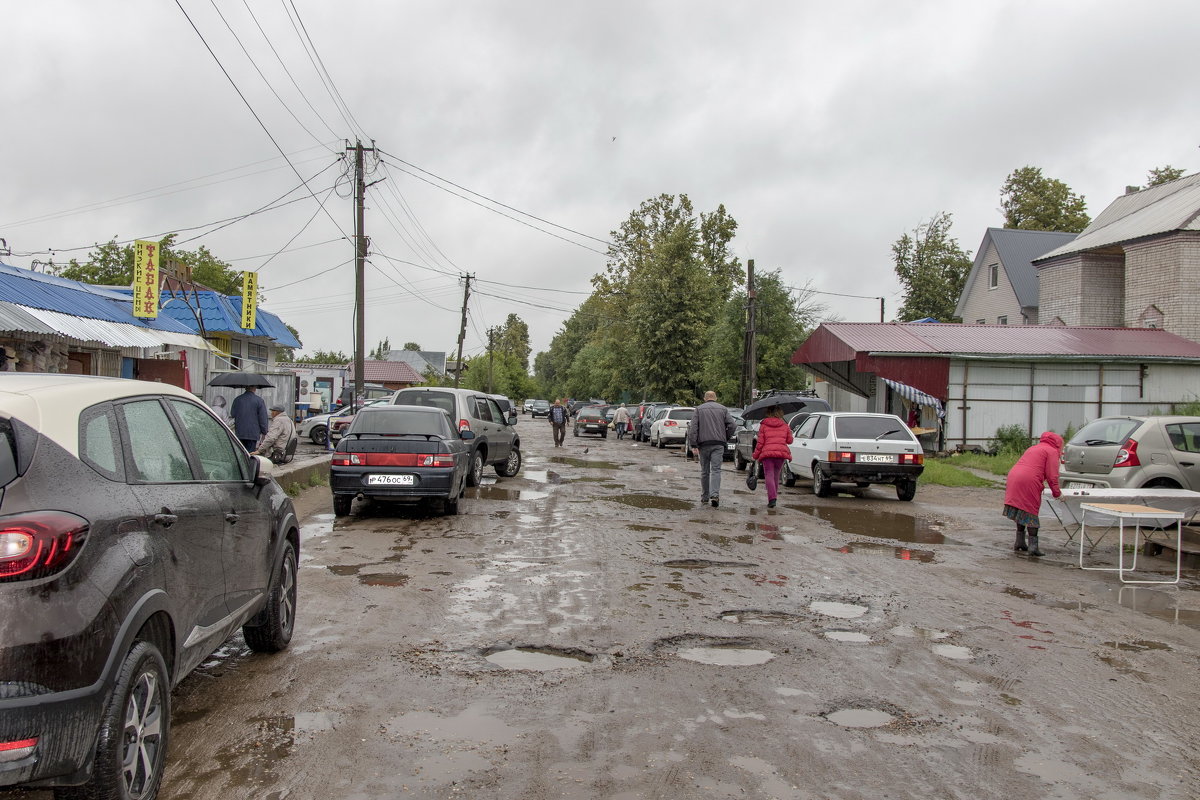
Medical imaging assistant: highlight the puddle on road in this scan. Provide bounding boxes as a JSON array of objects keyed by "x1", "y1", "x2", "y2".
[
  {"x1": 824, "y1": 630, "x2": 872, "y2": 643},
  {"x1": 932, "y1": 644, "x2": 974, "y2": 660},
  {"x1": 549, "y1": 456, "x2": 621, "y2": 470},
  {"x1": 629, "y1": 524, "x2": 671, "y2": 532},
  {"x1": 700, "y1": 532, "x2": 756, "y2": 546},
  {"x1": 523, "y1": 469, "x2": 566, "y2": 484},
  {"x1": 720, "y1": 610, "x2": 803, "y2": 625},
  {"x1": 468, "y1": 486, "x2": 550, "y2": 501},
  {"x1": 677, "y1": 647, "x2": 776, "y2": 666},
  {"x1": 662, "y1": 558, "x2": 757, "y2": 569},
  {"x1": 1003, "y1": 585, "x2": 1093, "y2": 610},
  {"x1": 388, "y1": 704, "x2": 514, "y2": 743},
  {"x1": 610, "y1": 494, "x2": 693, "y2": 511},
  {"x1": 891, "y1": 625, "x2": 951, "y2": 640},
  {"x1": 745, "y1": 523, "x2": 781, "y2": 533},
  {"x1": 650, "y1": 465, "x2": 678, "y2": 473},
  {"x1": 784, "y1": 504, "x2": 948, "y2": 544},
  {"x1": 1101, "y1": 640, "x2": 1172, "y2": 652},
  {"x1": 484, "y1": 647, "x2": 593, "y2": 671},
  {"x1": 825, "y1": 708, "x2": 894, "y2": 728},
  {"x1": 833, "y1": 541, "x2": 936, "y2": 563},
  {"x1": 1101, "y1": 585, "x2": 1200, "y2": 629},
  {"x1": 809, "y1": 601, "x2": 869, "y2": 619},
  {"x1": 357, "y1": 573, "x2": 409, "y2": 587},
  {"x1": 326, "y1": 564, "x2": 361, "y2": 576}
]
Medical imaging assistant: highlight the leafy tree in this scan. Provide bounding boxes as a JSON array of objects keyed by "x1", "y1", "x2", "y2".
[
  {"x1": 496, "y1": 314, "x2": 532, "y2": 372},
  {"x1": 1000, "y1": 166, "x2": 1090, "y2": 233},
  {"x1": 293, "y1": 349, "x2": 350, "y2": 364},
  {"x1": 369, "y1": 337, "x2": 391, "y2": 360},
  {"x1": 893, "y1": 212, "x2": 973, "y2": 322},
  {"x1": 55, "y1": 235, "x2": 245, "y2": 294},
  {"x1": 1146, "y1": 165, "x2": 1185, "y2": 187},
  {"x1": 403, "y1": 341, "x2": 421, "y2": 351}
]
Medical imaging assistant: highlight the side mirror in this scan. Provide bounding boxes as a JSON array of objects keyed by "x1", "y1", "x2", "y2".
[
  {"x1": 251, "y1": 454, "x2": 274, "y2": 486},
  {"x1": 460, "y1": 429, "x2": 476, "y2": 440}
]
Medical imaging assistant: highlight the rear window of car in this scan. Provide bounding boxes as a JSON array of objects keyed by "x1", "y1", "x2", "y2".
[
  {"x1": 0, "y1": 419, "x2": 17, "y2": 488},
  {"x1": 353, "y1": 408, "x2": 451, "y2": 437},
  {"x1": 833, "y1": 415, "x2": 913, "y2": 441},
  {"x1": 393, "y1": 390, "x2": 455, "y2": 418},
  {"x1": 1070, "y1": 418, "x2": 1141, "y2": 446},
  {"x1": 667, "y1": 409, "x2": 694, "y2": 421},
  {"x1": 580, "y1": 408, "x2": 605, "y2": 420}
]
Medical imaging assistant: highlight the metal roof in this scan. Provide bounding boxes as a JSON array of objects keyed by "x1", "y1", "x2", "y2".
[
  {"x1": 1036, "y1": 172, "x2": 1200, "y2": 261},
  {"x1": 794, "y1": 322, "x2": 1200, "y2": 362},
  {"x1": 8, "y1": 304, "x2": 212, "y2": 350},
  {"x1": 352, "y1": 360, "x2": 424, "y2": 384},
  {"x1": 110, "y1": 289, "x2": 302, "y2": 348},
  {"x1": 956, "y1": 228, "x2": 1076, "y2": 316}
]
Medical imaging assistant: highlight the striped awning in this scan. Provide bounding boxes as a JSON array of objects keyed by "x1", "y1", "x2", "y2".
[{"x1": 881, "y1": 378, "x2": 945, "y2": 418}]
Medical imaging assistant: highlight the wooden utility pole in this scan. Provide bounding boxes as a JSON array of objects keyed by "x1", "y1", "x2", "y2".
[
  {"x1": 739, "y1": 259, "x2": 757, "y2": 407},
  {"x1": 486, "y1": 326, "x2": 497, "y2": 393},
  {"x1": 348, "y1": 139, "x2": 375, "y2": 409},
  {"x1": 453, "y1": 274, "x2": 472, "y2": 387}
]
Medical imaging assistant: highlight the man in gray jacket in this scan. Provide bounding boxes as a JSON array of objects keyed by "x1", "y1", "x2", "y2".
[{"x1": 687, "y1": 390, "x2": 736, "y2": 507}]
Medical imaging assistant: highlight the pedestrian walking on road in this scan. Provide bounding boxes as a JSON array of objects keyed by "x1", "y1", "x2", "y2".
[
  {"x1": 751, "y1": 405, "x2": 794, "y2": 509},
  {"x1": 548, "y1": 398, "x2": 569, "y2": 448},
  {"x1": 230, "y1": 386, "x2": 269, "y2": 452},
  {"x1": 613, "y1": 404, "x2": 631, "y2": 440},
  {"x1": 1002, "y1": 431, "x2": 1063, "y2": 557},
  {"x1": 688, "y1": 391, "x2": 736, "y2": 507}
]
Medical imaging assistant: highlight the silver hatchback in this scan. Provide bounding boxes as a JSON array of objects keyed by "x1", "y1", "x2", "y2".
[{"x1": 1058, "y1": 415, "x2": 1200, "y2": 490}]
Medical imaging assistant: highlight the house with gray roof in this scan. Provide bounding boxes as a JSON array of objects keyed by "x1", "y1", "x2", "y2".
[
  {"x1": 1034, "y1": 172, "x2": 1200, "y2": 340},
  {"x1": 955, "y1": 228, "x2": 1077, "y2": 325}
]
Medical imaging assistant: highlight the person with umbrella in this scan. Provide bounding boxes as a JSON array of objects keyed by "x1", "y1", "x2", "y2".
[
  {"x1": 742, "y1": 395, "x2": 809, "y2": 509},
  {"x1": 210, "y1": 372, "x2": 272, "y2": 451}
]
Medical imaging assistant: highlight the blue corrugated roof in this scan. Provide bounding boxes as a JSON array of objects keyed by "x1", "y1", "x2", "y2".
[
  {"x1": 0, "y1": 262, "x2": 195, "y2": 334},
  {"x1": 110, "y1": 288, "x2": 301, "y2": 348}
]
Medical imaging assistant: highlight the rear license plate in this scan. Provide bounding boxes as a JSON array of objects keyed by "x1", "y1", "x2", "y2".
[
  {"x1": 859, "y1": 454, "x2": 895, "y2": 463},
  {"x1": 1065, "y1": 481, "x2": 1092, "y2": 489},
  {"x1": 367, "y1": 474, "x2": 414, "y2": 486}
]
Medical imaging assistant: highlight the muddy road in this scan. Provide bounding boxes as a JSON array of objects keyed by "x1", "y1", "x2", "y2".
[{"x1": 15, "y1": 427, "x2": 1200, "y2": 799}]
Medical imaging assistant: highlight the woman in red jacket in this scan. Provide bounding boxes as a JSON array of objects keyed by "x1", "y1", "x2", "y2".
[
  {"x1": 1002, "y1": 431, "x2": 1063, "y2": 556},
  {"x1": 752, "y1": 406, "x2": 795, "y2": 508}
]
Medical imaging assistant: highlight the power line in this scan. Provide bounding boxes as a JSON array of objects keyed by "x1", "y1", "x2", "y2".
[
  {"x1": 280, "y1": 0, "x2": 369, "y2": 141},
  {"x1": 268, "y1": 257, "x2": 353, "y2": 291},
  {"x1": 254, "y1": 185, "x2": 340, "y2": 273}
]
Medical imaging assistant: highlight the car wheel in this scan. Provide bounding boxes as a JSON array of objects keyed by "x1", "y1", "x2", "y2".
[
  {"x1": 896, "y1": 479, "x2": 917, "y2": 502},
  {"x1": 496, "y1": 446, "x2": 522, "y2": 478},
  {"x1": 813, "y1": 465, "x2": 833, "y2": 497},
  {"x1": 59, "y1": 641, "x2": 169, "y2": 800},
  {"x1": 333, "y1": 494, "x2": 352, "y2": 517},
  {"x1": 735, "y1": 451, "x2": 747, "y2": 471},
  {"x1": 601, "y1": 431, "x2": 608, "y2": 439},
  {"x1": 244, "y1": 540, "x2": 297, "y2": 653},
  {"x1": 466, "y1": 449, "x2": 485, "y2": 487},
  {"x1": 783, "y1": 463, "x2": 797, "y2": 487},
  {"x1": 310, "y1": 425, "x2": 328, "y2": 445},
  {"x1": 1142, "y1": 478, "x2": 1182, "y2": 489}
]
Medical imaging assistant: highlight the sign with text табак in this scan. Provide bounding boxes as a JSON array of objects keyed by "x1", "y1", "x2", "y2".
[
  {"x1": 240, "y1": 271, "x2": 258, "y2": 330},
  {"x1": 132, "y1": 240, "x2": 160, "y2": 318}
]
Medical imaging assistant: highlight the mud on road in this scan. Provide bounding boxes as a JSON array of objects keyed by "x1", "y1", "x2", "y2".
[{"x1": 15, "y1": 427, "x2": 1200, "y2": 799}]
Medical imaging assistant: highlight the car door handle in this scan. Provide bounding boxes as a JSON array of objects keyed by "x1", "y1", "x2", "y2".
[
  {"x1": 1180, "y1": 462, "x2": 1194, "y2": 467},
  {"x1": 153, "y1": 511, "x2": 178, "y2": 528},
  {"x1": 225, "y1": 512, "x2": 240, "y2": 523}
]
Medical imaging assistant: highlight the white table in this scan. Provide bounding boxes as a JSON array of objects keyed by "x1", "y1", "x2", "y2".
[
  {"x1": 1078, "y1": 502, "x2": 1183, "y2": 585},
  {"x1": 1042, "y1": 487, "x2": 1200, "y2": 550}
]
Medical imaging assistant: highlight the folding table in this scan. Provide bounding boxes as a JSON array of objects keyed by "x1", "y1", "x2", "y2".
[
  {"x1": 1078, "y1": 502, "x2": 1183, "y2": 585},
  {"x1": 1042, "y1": 487, "x2": 1200, "y2": 551}
]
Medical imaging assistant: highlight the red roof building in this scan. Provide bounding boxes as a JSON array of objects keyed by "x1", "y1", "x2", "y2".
[{"x1": 348, "y1": 359, "x2": 425, "y2": 390}]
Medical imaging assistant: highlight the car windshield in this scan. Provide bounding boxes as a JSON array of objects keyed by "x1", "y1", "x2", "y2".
[
  {"x1": 351, "y1": 409, "x2": 450, "y2": 437},
  {"x1": 1071, "y1": 418, "x2": 1141, "y2": 446},
  {"x1": 392, "y1": 390, "x2": 455, "y2": 417},
  {"x1": 834, "y1": 416, "x2": 913, "y2": 441}
]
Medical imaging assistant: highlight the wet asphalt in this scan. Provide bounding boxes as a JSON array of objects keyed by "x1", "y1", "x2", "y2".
[{"x1": 9, "y1": 421, "x2": 1200, "y2": 799}]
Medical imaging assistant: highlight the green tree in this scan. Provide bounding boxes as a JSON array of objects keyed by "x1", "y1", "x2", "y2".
[
  {"x1": 403, "y1": 341, "x2": 421, "y2": 351},
  {"x1": 55, "y1": 235, "x2": 244, "y2": 294},
  {"x1": 294, "y1": 349, "x2": 350, "y2": 364},
  {"x1": 496, "y1": 314, "x2": 532, "y2": 372},
  {"x1": 1000, "y1": 166, "x2": 1090, "y2": 233},
  {"x1": 893, "y1": 212, "x2": 973, "y2": 322},
  {"x1": 1146, "y1": 165, "x2": 1185, "y2": 187},
  {"x1": 369, "y1": 337, "x2": 391, "y2": 360}
]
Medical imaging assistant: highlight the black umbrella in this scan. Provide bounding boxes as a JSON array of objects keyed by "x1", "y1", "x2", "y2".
[
  {"x1": 208, "y1": 372, "x2": 273, "y2": 389},
  {"x1": 741, "y1": 395, "x2": 815, "y2": 421}
]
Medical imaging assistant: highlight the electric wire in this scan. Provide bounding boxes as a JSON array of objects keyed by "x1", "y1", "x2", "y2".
[
  {"x1": 268, "y1": 257, "x2": 353, "y2": 291},
  {"x1": 225, "y1": 237, "x2": 343, "y2": 262},
  {"x1": 367, "y1": 260, "x2": 457, "y2": 313},
  {"x1": 280, "y1": 0, "x2": 368, "y2": 141},
  {"x1": 253, "y1": 184, "x2": 340, "y2": 273}
]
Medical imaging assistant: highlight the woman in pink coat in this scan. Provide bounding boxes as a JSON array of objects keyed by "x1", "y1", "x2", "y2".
[
  {"x1": 1002, "y1": 431, "x2": 1063, "y2": 556},
  {"x1": 752, "y1": 407, "x2": 795, "y2": 508}
]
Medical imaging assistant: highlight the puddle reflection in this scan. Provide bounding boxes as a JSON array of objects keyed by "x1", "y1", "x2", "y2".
[
  {"x1": 784, "y1": 504, "x2": 946, "y2": 543},
  {"x1": 832, "y1": 541, "x2": 936, "y2": 563}
]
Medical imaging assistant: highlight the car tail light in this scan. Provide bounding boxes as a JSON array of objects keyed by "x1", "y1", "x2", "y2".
[
  {"x1": 898, "y1": 453, "x2": 924, "y2": 465},
  {"x1": 0, "y1": 738, "x2": 38, "y2": 763},
  {"x1": 0, "y1": 511, "x2": 89, "y2": 582},
  {"x1": 664, "y1": 420, "x2": 678, "y2": 427},
  {"x1": 828, "y1": 451, "x2": 855, "y2": 462},
  {"x1": 331, "y1": 453, "x2": 364, "y2": 467},
  {"x1": 422, "y1": 455, "x2": 456, "y2": 468},
  {"x1": 1113, "y1": 439, "x2": 1140, "y2": 468},
  {"x1": 333, "y1": 452, "x2": 455, "y2": 467}
]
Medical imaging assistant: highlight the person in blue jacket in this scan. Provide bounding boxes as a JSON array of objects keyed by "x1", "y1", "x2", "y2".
[{"x1": 230, "y1": 386, "x2": 269, "y2": 451}]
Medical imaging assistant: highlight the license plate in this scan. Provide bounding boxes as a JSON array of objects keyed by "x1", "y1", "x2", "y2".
[
  {"x1": 367, "y1": 474, "x2": 414, "y2": 486},
  {"x1": 1066, "y1": 481, "x2": 1092, "y2": 489},
  {"x1": 859, "y1": 454, "x2": 895, "y2": 463}
]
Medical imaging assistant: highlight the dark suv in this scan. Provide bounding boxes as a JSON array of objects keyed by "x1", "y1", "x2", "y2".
[
  {"x1": 391, "y1": 387, "x2": 521, "y2": 485},
  {"x1": 0, "y1": 374, "x2": 299, "y2": 798}
]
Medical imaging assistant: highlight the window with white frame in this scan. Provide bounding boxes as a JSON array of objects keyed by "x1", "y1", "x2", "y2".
[
  {"x1": 988, "y1": 264, "x2": 999, "y2": 289},
  {"x1": 997, "y1": 316, "x2": 1008, "y2": 325}
]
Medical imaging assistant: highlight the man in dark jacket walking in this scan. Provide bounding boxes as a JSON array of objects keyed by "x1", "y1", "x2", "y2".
[
  {"x1": 687, "y1": 390, "x2": 736, "y2": 507},
  {"x1": 230, "y1": 386, "x2": 270, "y2": 451},
  {"x1": 547, "y1": 398, "x2": 569, "y2": 448}
]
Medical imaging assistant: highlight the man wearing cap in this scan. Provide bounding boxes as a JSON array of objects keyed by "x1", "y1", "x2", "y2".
[{"x1": 253, "y1": 403, "x2": 297, "y2": 463}]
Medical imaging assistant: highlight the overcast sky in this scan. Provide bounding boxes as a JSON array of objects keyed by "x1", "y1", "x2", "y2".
[{"x1": 3, "y1": 1, "x2": 1198, "y2": 363}]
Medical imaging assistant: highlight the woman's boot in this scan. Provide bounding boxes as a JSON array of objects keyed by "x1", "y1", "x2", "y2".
[
  {"x1": 1027, "y1": 529, "x2": 1044, "y2": 557},
  {"x1": 1014, "y1": 524, "x2": 1028, "y2": 552}
]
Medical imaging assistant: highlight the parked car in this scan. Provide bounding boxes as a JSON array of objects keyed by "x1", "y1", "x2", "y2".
[
  {"x1": 390, "y1": 387, "x2": 521, "y2": 485},
  {"x1": 573, "y1": 406, "x2": 610, "y2": 438},
  {"x1": 522, "y1": 398, "x2": 538, "y2": 414},
  {"x1": 330, "y1": 405, "x2": 472, "y2": 516},
  {"x1": 490, "y1": 394, "x2": 519, "y2": 425},
  {"x1": 326, "y1": 398, "x2": 392, "y2": 444},
  {"x1": 630, "y1": 401, "x2": 665, "y2": 441},
  {"x1": 734, "y1": 395, "x2": 832, "y2": 471},
  {"x1": 650, "y1": 406, "x2": 695, "y2": 448},
  {"x1": 788, "y1": 411, "x2": 924, "y2": 500},
  {"x1": 0, "y1": 374, "x2": 299, "y2": 798},
  {"x1": 528, "y1": 399, "x2": 551, "y2": 418},
  {"x1": 1059, "y1": 415, "x2": 1200, "y2": 490},
  {"x1": 635, "y1": 403, "x2": 672, "y2": 442},
  {"x1": 723, "y1": 410, "x2": 745, "y2": 460}
]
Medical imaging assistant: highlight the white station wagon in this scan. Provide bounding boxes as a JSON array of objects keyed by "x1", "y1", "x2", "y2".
[{"x1": 787, "y1": 412, "x2": 925, "y2": 501}]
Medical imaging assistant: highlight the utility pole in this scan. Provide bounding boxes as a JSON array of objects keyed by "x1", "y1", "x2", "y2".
[
  {"x1": 453, "y1": 274, "x2": 472, "y2": 388},
  {"x1": 879, "y1": 296, "x2": 885, "y2": 323},
  {"x1": 486, "y1": 326, "x2": 497, "y2": 393},
  {"x1": 348, "y1": 139, "x2": 375, "y2": 409},
  {"x1": 739, "y1": 259, "x2": 757, "y2": 407}
]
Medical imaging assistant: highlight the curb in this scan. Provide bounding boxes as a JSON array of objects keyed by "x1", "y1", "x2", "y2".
[{"x1": 268, "y1": 453, "x2": 330, "y2": 495}]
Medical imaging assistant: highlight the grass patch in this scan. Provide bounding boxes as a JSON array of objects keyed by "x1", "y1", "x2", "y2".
[
  {"x1": 921, "y1": 459, "x2": 998, "y2": 488},
  {"x1": 947, "y1": 452, "x2": 1019, "y2": 476}
]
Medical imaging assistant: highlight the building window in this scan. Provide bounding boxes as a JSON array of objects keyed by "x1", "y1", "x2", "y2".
[
  {"x1": 975, "y1": 319, "x2": 986, "y2": 324},
  {"x1": 997, "y1": 316, "x2": 1008, "y2": 325},
  {"x1": 247, "y1": 343, "x2": 269, "y2": 364},
  {"x1": 988, "y1": 264, "x2": 999, "y2": 289}
]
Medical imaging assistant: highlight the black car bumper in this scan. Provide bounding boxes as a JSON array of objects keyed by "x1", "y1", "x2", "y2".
[
  {"x1": 0, "y1": 684, "x2": 106, "y2": 788},
  {"x1": 575, "y1": 423, "x2": 608, "y2": 436},
  {"x1": 330, "y1": 466, "x2": 458, "y2": 499},
  {"x1": 824, "y1": 463, "x2": 924, "y2": 483}
]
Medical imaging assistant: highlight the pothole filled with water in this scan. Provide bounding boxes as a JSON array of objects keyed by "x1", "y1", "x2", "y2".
[
  {"x1": 610, "y1": 494, "x2": 693, "y2": 511},
  {"x1": 1002, "y1": 585, "x2": 1090, "y2": 610},
  {"x1": 832, "y1": 541, "x2": 936, "y2": 563},
  {"x1": 824, "y1": 630, "x2": 871, "y2": 643},
  {"x1": 785, "y1": 504, "x2": 949, "y2": 544},
  {"x1": 523, "y1": 470, "x2": 566, "y2": 484},
  {"x1": 549, "y1": 456, "x2": 621, "y2": 469},
  {"x1": 720, "y1": 610, "x2": 803, "y2": 625},
  {"x1": 469, "y1": 486, "x2": 550, "y2": 502},
  {"x1": 825, "y1": 708, "x2": 895, "y2": 728},
  {"x1": 357, "y1": 573, "x2": 409, "y2": 587},
  {"x1": 932, "y1": 644, "x2": 973, "y2": 660},
  {"x1": 662, "y1": 559, "x2": 757, "y2": 569},
  {"x1": 810, "y1": 600, "x2": 869, "y2": 619},
  {"x1": 891, "y1": 625, "x2": 950, "y2": 640},
  {"x1": 482, "y1": 646, "x2": 593, "y2": 671},
  {"x1": 677, "y1": 647, "x2": 776, "y2": 666},
  {"x1": 1101, "y1": 640, "x2": 1172, "y2": 652},
  {"x1": 629, "y1": 524, "x2": 671, "y2": 532}
]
